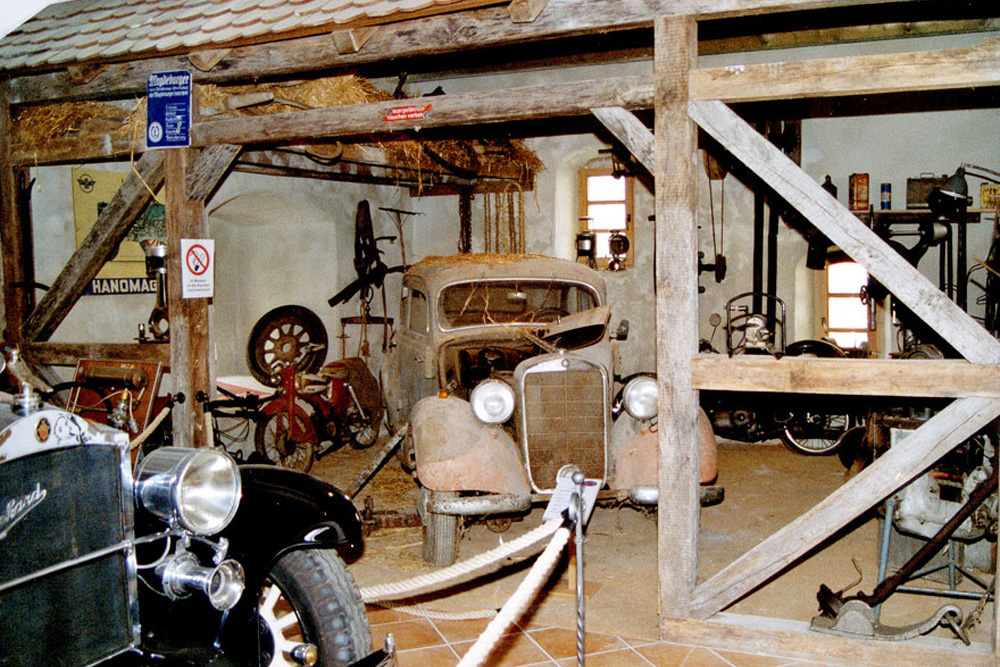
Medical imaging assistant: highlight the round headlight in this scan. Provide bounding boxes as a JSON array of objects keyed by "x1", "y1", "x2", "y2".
[
  {"x1": 470, "y1": 380, "x2": 515, "y2": 424},
  {"x1": 136, "y1": 447, "x2": 242, "y2": 535},
  {"x1": 622, "y1": 376, "x2": 658, "y2": 421}
]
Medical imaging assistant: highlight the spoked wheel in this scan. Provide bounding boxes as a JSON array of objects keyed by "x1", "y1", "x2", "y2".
[
  {"x1": 259, "y1": 550, "x2": 372, "y2": 667},
  {"x1": 781, "y1": 411, "x2": 851, "y2": 456},
  {"x1": 247, "y1": 305, "x2": 329, "y2": 386},
  {"x1": 255, "y1": 410, "x2": 316, "y2": 472}
]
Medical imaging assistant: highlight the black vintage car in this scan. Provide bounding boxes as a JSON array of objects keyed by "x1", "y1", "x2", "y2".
[{"x1": 0, "y1": 354, "x2": 393, "y2": 667}]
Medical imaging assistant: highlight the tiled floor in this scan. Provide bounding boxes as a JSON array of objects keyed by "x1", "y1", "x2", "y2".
[{"x1": 367, "y1": 605, "x2": 833, "y2": 667}]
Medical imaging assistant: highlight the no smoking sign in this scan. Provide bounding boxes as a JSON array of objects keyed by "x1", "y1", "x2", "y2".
[{"x1": 180, "y1": 239, "x2": 215, "y2": 299}]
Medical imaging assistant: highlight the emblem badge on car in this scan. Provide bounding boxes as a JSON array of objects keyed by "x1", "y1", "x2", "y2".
[
  {"x1": 35, "y1": 417, "x2": 50, "y2": 442},
  {"x1": 0, "y1": 482, "x2": 47, "y2": 541}
]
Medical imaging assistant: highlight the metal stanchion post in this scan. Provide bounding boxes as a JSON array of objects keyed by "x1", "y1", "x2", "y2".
[{"x1": 573, "y1": 470, "x2": 586, "y2": 667}]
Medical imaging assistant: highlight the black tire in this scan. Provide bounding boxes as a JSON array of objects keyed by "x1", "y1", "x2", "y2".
[
  {"x1": 419, "y1": 488, "x2": 462, "y2": 567},
  {"x1": 247, "y1": 305, "x2": 329, "y2": 386},
  {"x1": 255, "y1": 410, "x2": 316, "y2": 472},
  {"x1": 259, "y1": 549, "x2": 372, "y2": 667},
  {"x1": 780, "y1": 411, "x2": 851, "y2": 456}
]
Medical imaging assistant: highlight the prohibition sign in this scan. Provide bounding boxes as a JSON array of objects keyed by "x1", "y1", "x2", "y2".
[{"x1": 186, "y1": 243, "x2": 210, "y2": 275}]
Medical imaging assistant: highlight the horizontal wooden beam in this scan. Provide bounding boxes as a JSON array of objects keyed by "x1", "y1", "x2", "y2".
[
  {"x1": 690, "y1": 395, "x2": 1000, "y2": 617},
  {"x1": 22, "y1": 342, "x2": 170, "y2": 367},
  {"x1": 5, "y1": 0, "x2": 899, "y2": 105},
  {"x1": 692, "y1": 355, "x2": 1000, "y2": 397},
  {"x1": 661, "y1": 614, "x2": 995, "y2": 666},
  {"x1": 689, "y1": 99, "x2": 1000, "y2": 366},
  {"x1": 691, "y1": 33, "x2": 1000, "y2": 103}
]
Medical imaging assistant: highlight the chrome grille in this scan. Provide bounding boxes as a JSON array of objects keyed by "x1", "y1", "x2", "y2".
[{"x1": 520, "y1": 360, "x2": 607, "y2": 491}]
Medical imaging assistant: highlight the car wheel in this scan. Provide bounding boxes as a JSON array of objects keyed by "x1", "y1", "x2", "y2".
[
  {"x1": 247, "y1": 305, "x2": 329, "y2": 386},
  {"x1": 419, "y1": 488, "x2": 462, "y2": 567},
  {"x1": 255, "y1": 410, "x2": 316, "y2": 472},
  {"x1": 259, "y1": 549, "x2": 372, "y2": 667}
]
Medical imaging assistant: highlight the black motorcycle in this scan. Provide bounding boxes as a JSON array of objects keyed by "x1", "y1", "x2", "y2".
[{"x1": 700, "y1": 292, "x2": 858, "y2": 456}]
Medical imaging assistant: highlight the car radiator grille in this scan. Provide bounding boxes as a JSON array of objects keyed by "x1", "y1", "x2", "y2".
[
  {"x1": 0, "y1": 445, "x2": 135, "y2": 667},
  {"x1": 521, "y1": 365, "x2": 607, "y2": 491}
]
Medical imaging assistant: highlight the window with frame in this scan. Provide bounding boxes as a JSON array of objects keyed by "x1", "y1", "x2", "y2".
[
  {"x1": 823, "y1": 261, "x2": 869, "y2": 350},
  {"x1": 578, "y1": 167, "x2": 634, "y2": 268}
]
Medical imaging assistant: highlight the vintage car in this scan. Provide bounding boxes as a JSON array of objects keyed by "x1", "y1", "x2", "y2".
[
  {"x1": 0, "y1": 354, "x2": 393, "y2": 667},
  {"x1": 381, "y1": 254, "x2": 719, "y2": 566}
]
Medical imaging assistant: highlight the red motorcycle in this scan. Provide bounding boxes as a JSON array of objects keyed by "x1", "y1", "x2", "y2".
[{"x1": 246, "y1": 306, "x2": 384, "y2": 471}]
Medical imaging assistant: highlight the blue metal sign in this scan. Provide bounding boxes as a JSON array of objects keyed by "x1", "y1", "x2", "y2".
[{"x1": 146, "y1": 70, "x2": 191, "y2": 149}]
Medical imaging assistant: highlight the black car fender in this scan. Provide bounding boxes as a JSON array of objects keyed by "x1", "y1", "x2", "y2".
[{"x1": 221, "y1": 464, "x2": 364, "y2": 581}]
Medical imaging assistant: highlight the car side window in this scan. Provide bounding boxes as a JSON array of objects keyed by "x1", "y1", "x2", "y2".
[{"x1": 409, "y1": 289, "x2": 429, "y2": 333}]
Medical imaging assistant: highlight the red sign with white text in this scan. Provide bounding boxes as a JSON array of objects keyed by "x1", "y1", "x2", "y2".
[{"x1": 383, "y1": 104, "x2": 432, "y2": 122}]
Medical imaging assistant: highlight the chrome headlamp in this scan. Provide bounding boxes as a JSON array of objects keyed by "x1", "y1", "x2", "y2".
[
  {"x1": 135, "y1": 447, "x2": 242, "y2": 535},
  {"x1": 622, "y1": 375, "x2": 658, "y2": 421},
  {"x1": 470, "y1": 379, "x2": 515, "y2": 424}
]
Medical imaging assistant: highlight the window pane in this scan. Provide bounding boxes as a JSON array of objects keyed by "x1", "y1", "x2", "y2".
[
  {"x1": 828, "y1": 296, "x2": 867, "y2": 329},
  {"x1": 587, "y1": 174, "x2": 625, "y2": 201},
  {"x1": 828, "y1": 262, "x2": 867, "y2": 294},
  {"x1": 587, "y1": 203, "x2": 627, "y2": 230},
  {"x1": 829, "y1": 331, "x2": 868, "y2": 349}
]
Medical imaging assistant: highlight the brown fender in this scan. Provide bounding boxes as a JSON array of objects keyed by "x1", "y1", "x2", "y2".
[
  {"x1": 612, "y1": 407, "x2": 718, "y2": 488},
  {"x1": 410, "y1": 394, "x2": 531, "y2": 495}
]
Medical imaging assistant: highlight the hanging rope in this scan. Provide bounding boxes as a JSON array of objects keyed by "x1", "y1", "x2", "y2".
[{"x1": 482, "y1": 187, "x2": 526, "y2": 254}]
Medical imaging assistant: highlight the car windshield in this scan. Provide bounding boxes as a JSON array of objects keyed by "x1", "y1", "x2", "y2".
[{"x1": 438, "y1": 279, "x2": 599, "y2": 330}]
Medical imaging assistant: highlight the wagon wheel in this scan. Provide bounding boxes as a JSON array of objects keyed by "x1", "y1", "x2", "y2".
[{"x1": 247, "y1": 305, "x2": 329, "y2": 386}]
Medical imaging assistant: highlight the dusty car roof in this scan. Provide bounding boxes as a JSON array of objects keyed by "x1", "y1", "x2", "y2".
[{"x1": 408, "y1": 253, "x2": 607, "y2": 296}]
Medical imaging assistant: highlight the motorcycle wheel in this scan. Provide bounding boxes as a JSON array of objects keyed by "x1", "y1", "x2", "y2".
[
  {"x1": 780, "y1": 412, "x2": 850, "y2": 456},
  {"x1": 247, "y1": 305, "x2": 329, "y2": 386},
  {"x1": 419, "y1": 488, "x2": 462, "y2": 567},
  {"x1": 259, "y1": 549, "x2": 372, "y2": 667},
  {"x1": 346, "y1": 413, "x2": 380, "y2": 450},
  {"x1": 255, "y1": 410, "x2": 316, "y2": 472}
]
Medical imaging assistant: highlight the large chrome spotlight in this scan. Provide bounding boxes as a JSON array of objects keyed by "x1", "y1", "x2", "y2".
[{"x1": 136, "y1": 447, "x2": 241, "y2": 535}]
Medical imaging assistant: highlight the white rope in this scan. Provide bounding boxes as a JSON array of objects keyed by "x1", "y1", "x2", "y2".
[
  {"x1": 457, "y1": 525, "x2": 572, "y2": 667},
  {"x1": 359, "y1": 518, "x2": 563, "y2": 602},
  {"x1": 130, "y1": 406, "x2": 171, "y2": 450}
]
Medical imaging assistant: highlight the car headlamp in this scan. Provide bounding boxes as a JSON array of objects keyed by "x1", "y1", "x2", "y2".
[
  {"x1": 470, "y1": 379, "x2": 515, "y2": 424},
  {"x1": 622, "y1": 375, "x2": 658, "y2": 421},
  {"x1": 136, "y1": 447, "x2": 242, "y2": 535}
]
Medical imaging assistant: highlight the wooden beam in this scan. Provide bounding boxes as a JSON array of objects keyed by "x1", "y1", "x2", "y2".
[
  {"x1": 590, "y1": 107, "x2": 654, "y2": 174},
  {"x1": 21, "y1": 342, "x2": 170, "y2": 367},
  {"x1": 655, "y1": 14, "x2": 700, "y2": 623},
  {"x1": 691, "y1": 33, "x2": 1000, "y2": 103},
  {"x1": 331, "y1": 26, "x2": 379, "y2": 55},
  {"x1": 690, "y1": 396, "x2": 1000, "y2": 617},
  {"x1": 190, "y1": 76, "x2": 654, "y2": 149},
  {"x1": 20, "y1": 151, "x2": 165, "y2": 343},
  {"x1": 185, "y1": 144, "x2": 241, "y2": 203},
  {"x1": 0, "y1": 81, "x2": 32, "y2": 347},
  {"x1": 689, "y1": 99, "x2": 1000, "y2": 366},
  {"x1": 5, "y1": 0, "x2": 901, "y2": 106},
  {"x1": 692, "y1": 355, "x2": 1000, "y2": 398},
  {"x1": 165, "y1": 148, "x2": 211, "y2": 449},
  {"x1": 661, "y1": 614, "x2": 995, "y2": 666}
]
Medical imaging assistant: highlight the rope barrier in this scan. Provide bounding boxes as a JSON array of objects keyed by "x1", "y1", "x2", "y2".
[
  {"x1": 359, "y1": 518, "x2": 563, "y2": 602},
  {"x1": 457, "y1": 525, "x2": 572, "y2": 667}
]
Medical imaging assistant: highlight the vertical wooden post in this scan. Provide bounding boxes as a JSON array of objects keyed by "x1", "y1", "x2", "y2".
[
  {"x1": 0, "y1": 81, "x2": 32, "y2": 347},
  {"x1": 655, "y1": 15, "x2": 699, "y2": 624},
  {"x1": 165, "y1": 147, "x2": 211, "y2": 448}
]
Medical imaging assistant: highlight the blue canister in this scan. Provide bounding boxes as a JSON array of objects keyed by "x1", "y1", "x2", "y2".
[{"x1": 880, "y1": 183, "x2": 891, "y2": 210}]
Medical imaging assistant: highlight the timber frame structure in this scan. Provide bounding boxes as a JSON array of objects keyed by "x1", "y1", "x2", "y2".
[{"x1": 2, "y1": 0, "x2": 999, "y2": 663}]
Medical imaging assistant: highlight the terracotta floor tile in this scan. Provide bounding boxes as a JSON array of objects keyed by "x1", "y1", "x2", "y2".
[
  {"x1": 632, "y1": 642, "x2": 694, "y2": 666},
  {"x1": 527, "y1": 627, "x2": 626, "y2": 660},
  {"x1": 371, "y1": 618, "x2": 446, "y2": 652},
  {"x1": 432, "y1": 616, "x2": 516, "y2": 643},
  {"x1": 395, "y1": 645, "x2": 460, "y2": 667},
  {"x1": 366, "y1": 604, "x2": 412, "y2": 625},
  {"x1": 679, "y1": 647, "x2": 736, "y2": 667},
  {"x1": 715, "y1": 649, "x2": 800, "y2": 667},
  {"x1": 452, "y1": 631, "x2": 555, "y2": 666},
  {"x1": 555, "y1": 648, "x2": 655, "y2": 666}
]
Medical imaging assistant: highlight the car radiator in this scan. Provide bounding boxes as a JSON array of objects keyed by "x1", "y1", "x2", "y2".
[
  {"x1": 0, "y1": 443, "x2": 137, "y2": 667},
  {"x1": 520, "y1": 358, "x2": 608, "y2": 492}
]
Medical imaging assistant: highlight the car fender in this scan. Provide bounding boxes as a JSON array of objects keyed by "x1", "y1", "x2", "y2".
[
  {"x1": 411, "y1": 394, "x2": 531, "y2": 496},
  {"x1": 221, "y1": 465, "x2": 364, "y2": 581},
  {"x1": 610, "y1": 407, "x2": 718, "y2": 488}
]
